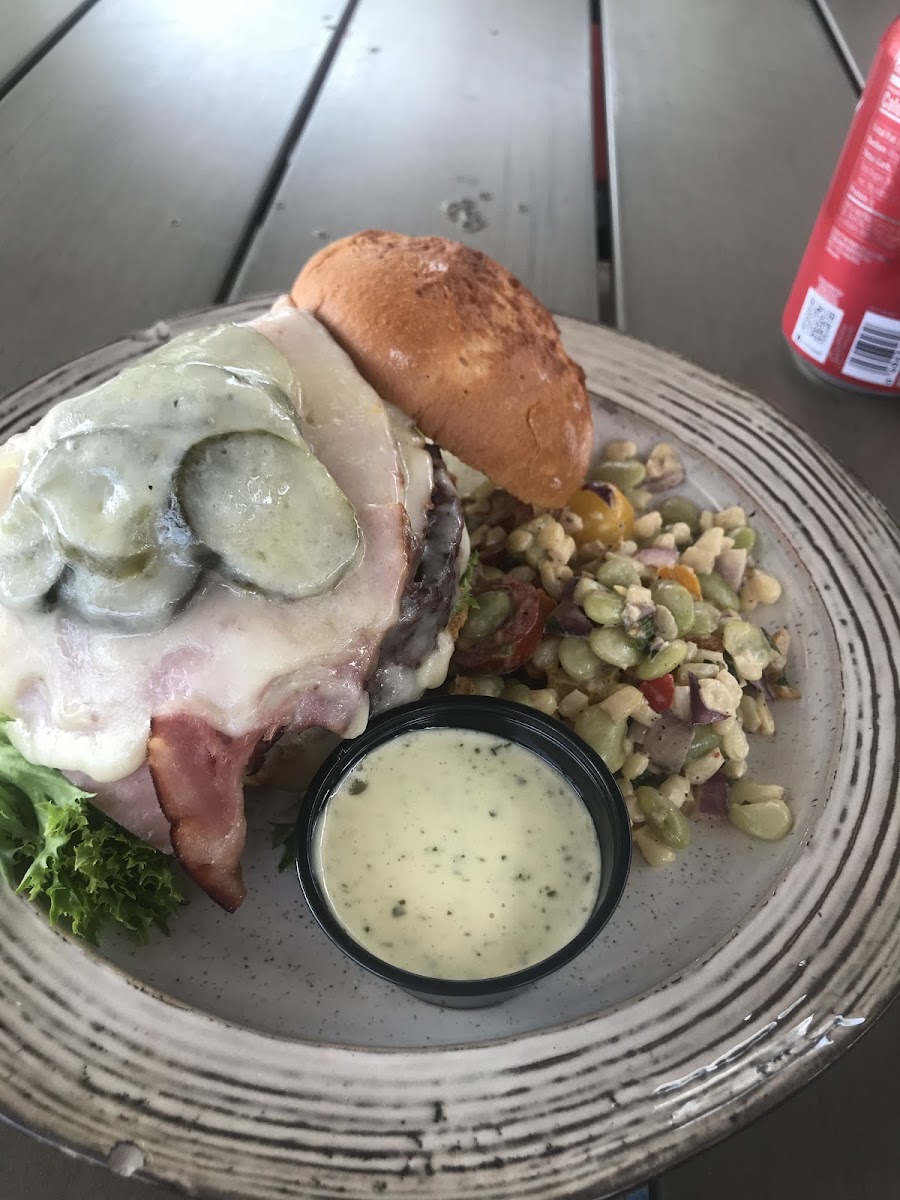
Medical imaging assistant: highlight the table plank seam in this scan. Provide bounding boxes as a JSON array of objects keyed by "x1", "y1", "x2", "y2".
[
  {"x1": 810, "y1": 0, "x2": 865, "y2": 91},
  {"x1": 0, "y1": 0, "x2": 101, "y2": 106},
  {"x1": 217, "y1": 0, "x2": 361, "y2": 304}
]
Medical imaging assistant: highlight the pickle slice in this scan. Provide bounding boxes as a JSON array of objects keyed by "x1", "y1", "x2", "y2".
[
  {"x1": 0, "y1": 495, "x2": 64, "y2": 610},
  {"x1": 59, "y1": 555, "x2": 200, "y2": 629},
  {"x1": 177, "y1": 432, "x2": 360, "y2": 599},
  {"x1": 23, "y1": 430, "x2": 168, "y2": 570}
]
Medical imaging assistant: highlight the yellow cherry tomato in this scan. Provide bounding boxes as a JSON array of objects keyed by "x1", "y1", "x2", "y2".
[{"x1": 568, "y1": 484, "x2": 635, "y2": 548}]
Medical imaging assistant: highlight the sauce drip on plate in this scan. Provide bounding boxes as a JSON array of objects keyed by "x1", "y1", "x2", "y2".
[{"x1": 313, "y1": 727, "x2": 602, "y2": 980}]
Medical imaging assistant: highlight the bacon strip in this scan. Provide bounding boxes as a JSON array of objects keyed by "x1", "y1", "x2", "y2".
[{"x1": 147, "y1": 714, "x2": 259, "y2": 911}]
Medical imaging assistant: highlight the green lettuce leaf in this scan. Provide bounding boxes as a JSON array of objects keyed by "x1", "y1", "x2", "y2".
[
  {"x1": 454, "y1": 551, "x2": 479, "y2": 617},
  {"x1": 0, "y1": 721, "x2": 186, "y2": 942},
  {"x1": 270, "y1": 816, "x2": 298, "y2": 874}
]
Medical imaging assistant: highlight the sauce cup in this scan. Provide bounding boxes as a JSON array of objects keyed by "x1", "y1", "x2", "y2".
[{"x1": 295, "y1": 696, "x2": 632, "y2": 1008}]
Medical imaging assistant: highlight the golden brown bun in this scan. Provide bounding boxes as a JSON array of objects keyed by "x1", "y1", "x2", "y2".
[{"x1": 290, "y1": 231, "x2": 592, "y2": 508}]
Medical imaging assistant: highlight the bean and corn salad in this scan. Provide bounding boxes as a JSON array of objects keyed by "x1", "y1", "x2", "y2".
[{"x1": 449, "y1": 440, "x2": 801, "y2": 867}]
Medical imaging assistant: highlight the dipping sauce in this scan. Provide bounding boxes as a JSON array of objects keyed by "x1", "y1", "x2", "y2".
[{"x1": 312, "y1": 727, "x2": 602, "y2": 980}]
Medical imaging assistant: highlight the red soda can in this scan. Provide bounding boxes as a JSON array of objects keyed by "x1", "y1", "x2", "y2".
[{"x1": 783, "y1": 17, "x2": 900, "y2": 395}]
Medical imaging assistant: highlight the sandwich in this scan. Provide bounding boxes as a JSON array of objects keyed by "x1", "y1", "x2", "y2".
[{"x1": 0, "y1": 230, "x2": 592, "y2": 934}]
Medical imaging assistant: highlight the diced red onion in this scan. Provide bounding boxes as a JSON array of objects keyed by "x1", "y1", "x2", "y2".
[
  {"x1": 714, "y1": 548, "x2": 748, "y2": 593},
  {"x1": 644, "y1": 467, "x2": 686, "y2": 494},
  {"x1": 636, "y1": 546, "x2": 679, "y2": 567},
  {"x1": 689, "y1": 674, "x2": 729, "y2": 725},
  {"x1": 643, "y1": 711, "x2": 693, "y2": 774},
  {"x1": 547, "y1": 599, "x2": 593, "y2": 636},
  {"x1": 695, "y1": 775, "x2": 728, "y2": 817}
]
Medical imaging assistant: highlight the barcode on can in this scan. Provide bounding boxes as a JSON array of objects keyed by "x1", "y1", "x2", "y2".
[
  {"x1": 842, "y1": 310, "x2": 900, "y2": 387},
  {"x1": 791, "y1": 287, "x2": 844, "y2": 363}
]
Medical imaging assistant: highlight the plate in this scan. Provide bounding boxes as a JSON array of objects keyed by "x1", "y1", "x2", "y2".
[{"x1": 0, "y1": 299, "x2": 898, "y2": 1198}]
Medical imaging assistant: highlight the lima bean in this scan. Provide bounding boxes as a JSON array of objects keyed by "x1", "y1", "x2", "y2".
[
  {"x1": 635, "y1": 639, "x2": 688, "y2": 680},
  {"x1": 584, "y1": 588, "x2": 625, "y2": 626},
  {"x1": 729, "y1": 798, "x2": 793, "y2": 841},
  {"x1": 596, "y1": 557, "x2": 641, "y2": 588},
  {"x1": 589, "y1": 626, "x2": 642, "y2": 669},
  {"x1": 633, "y1": 825, "x2": 677, "y2": 866},
  {"x1": 730, "y1": 525, "x2": 757, "y2": 552},
  {"x1": 689, "y1": 601, "x2": 720, "y2": 637},
  {"x1": 460, "y1": 590, "x2": 511, "y2": 643},
  {"x1": 653, "y1": 581, "x2": 695, "y2": 634},
  {"x1": 574, "y1": 705, "x2": 628, "y2": 773},
  {"x1": 590, "y1": 459, "x2": 647, "y2": 491},
  {"x1": 636, "y1": 786, "x2": 691, "y2": 849},
  {"x1": 658, "y1": 496, "x2": 701, "y2": 533},
  {"x1": 700, "y1": 570, "x2": 741, "y2": 611},
  {"x1": 559, "y1": 636, "x2": 603, "y2": 682}
]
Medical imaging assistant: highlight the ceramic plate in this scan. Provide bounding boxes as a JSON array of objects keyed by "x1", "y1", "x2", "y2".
[{"x1": 0, "y1": 300, "x2": 898, "y2": 1198}]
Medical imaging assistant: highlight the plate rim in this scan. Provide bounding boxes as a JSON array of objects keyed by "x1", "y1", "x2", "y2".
[{"x1": 0, "y1": 300, "x2": 898, "y2": 1198}]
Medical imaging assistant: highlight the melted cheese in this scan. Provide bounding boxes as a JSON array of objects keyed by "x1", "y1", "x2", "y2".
[{"x1": 0, "y1": 305, "x2": 429, "y2": 784}]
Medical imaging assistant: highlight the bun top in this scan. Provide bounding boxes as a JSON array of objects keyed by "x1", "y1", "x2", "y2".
[{"x1": 290, "y1": 231, "x2": 592, "y2": 508}]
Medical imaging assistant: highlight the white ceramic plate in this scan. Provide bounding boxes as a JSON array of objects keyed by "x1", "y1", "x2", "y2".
[{"x1": 0, "y1": 300, "x2": 898, "y2": 1197}]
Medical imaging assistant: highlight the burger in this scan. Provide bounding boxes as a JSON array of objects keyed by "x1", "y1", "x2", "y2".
[{"x1": 0, "y1": 231, "x2": 592, "y2": 932}]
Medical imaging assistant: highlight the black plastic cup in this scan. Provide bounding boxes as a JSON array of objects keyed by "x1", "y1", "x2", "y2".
[{"x1": 296, "y1": 696, "x2": 632, "y2": 1008}]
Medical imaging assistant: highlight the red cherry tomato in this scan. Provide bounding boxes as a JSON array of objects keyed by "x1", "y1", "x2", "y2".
[
  {"x1": 640, "y1": 673, "x2": 675, "y2": 713},
  {"x1": 453, "y1": 577, "x2": 545, "y2": 675}
]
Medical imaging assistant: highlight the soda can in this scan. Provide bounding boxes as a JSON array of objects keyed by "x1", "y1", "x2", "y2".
[{"x1": 782, "y1": 17, "x2": 900, "y2": 396}]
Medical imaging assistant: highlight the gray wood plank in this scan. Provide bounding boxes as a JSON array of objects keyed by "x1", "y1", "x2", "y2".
[
  {"x1": 602, "y1": 0, "x2": 900, "y2": 518},
  {"x1": 659, "y1": 998, "x2": 900, "y2": 1200},
  {"x1": 0, "y1": 1120, "x2": 172, "y2": 1200},
  {"x1": 817, "y1": 0, "x2": 897, "y2": 87},
  {"x1": 0, "y1": 0, "x2": 91, "y2": 93},
  {"x1": 0, "y1": 0, "x2": 350, "y2": 395},
  {"x1": 605, "y1": 2, "x2": 900, "y2": 1194},
  {"x1": 235, "y1": 0, "x2": 598, "y2": 322}
]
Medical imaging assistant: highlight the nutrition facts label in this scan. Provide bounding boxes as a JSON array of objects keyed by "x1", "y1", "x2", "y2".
[
  {"x1": 878, "y1": 66, "x2": 900, "y2": 124},
  {"x1": 832, "y1": 65, "x2": 900, "y2": 262}
]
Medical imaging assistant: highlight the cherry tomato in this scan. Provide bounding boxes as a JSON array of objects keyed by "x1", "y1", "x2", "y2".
[
  {"x1": 453, "y1": 577, "x2": 544, "y2": 675},
  {"x1": 640, "y1": 673, "x2": 675, "y2": 713},
  {"x1": 567, "y1": 483, "x2": 635, "y2": 547}
]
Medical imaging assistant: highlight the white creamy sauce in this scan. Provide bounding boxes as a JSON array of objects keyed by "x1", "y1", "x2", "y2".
[{"x1": 314, "y1": 728, "x2": 602, "y2": 980}]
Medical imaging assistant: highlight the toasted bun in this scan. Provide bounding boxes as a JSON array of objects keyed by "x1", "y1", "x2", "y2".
[{"x1": 290, "y1": 231, "x2": 592, "y2": 508}]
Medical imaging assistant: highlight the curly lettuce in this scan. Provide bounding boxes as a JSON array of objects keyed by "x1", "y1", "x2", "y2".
[{"x1": 0, "y1": 722, "x2": 186, "y2": 942}]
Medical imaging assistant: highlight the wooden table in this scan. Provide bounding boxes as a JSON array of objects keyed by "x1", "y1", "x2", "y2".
[{"x1": 0, "y1": 1, "x2": 898, "y2": 1196}]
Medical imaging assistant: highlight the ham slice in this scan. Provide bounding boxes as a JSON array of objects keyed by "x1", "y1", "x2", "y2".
[
  {"x1": 65, "y1": 764, "x2": 173, "y2": 852},
  {"x1": 148, "y1": 715, "x2": 258, "y2": 912},
  {"x1": 0, "y1": 302, "x2": 429, "y2": 909}
]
